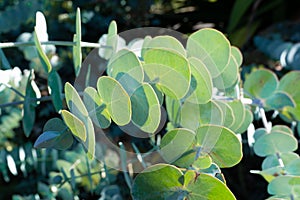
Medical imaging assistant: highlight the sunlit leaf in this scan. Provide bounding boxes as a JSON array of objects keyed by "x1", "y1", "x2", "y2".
[
  {"x1": 64, "y1": 82, "x2": 88, "y2": 120},
  {"x1": 83, "y1": 87, "x2": 111, "y2": 128},
  {"x1": 143, "y1": 48, "x2": 190, "y2": 99},
  {"x1": 187, "y1": 28, "x2": 231, "y2": 78},
  {"x1": 97, "y1": 76, "x2": 131, "y2": 126},
  {"x1": 33, "y1": 28, "x2": 52, "y2": 73},
  {"x1": 130, "y1": 83, "x2": 161, "y2": 133},
  {"x1": 132, "y1": 164, "x2": 236, "y2": 200},
  {"x1": 196, "y1": 125, "x2": 242, "y2": 168},
  {"x1": 160, "y1": 128, "x2": 196, "y2": 167},
  {"x1": 142, "y1": 35, "x2": 186, "y2": 57},
  {"x1": 227, "y1": 100, "x2": 245, "y2": 132},
  {"x1": 184, "y1": 57, "x2": 212, "y2": 104},
  {"x1": 180, "y1": 101, "x2": 223, "y2": 130},
  {"x1": 73, "y1": 8, "x2": 82, "y2": 76},
  {"x1": 61, "y1": 110, "x2": 86, "y2": 142},
  {"x1": 107, "y1": 49, "x2": 143, "y2": 84},
  {"x1": 213, "y1": 53, "x2": 239, "y2": 90}
]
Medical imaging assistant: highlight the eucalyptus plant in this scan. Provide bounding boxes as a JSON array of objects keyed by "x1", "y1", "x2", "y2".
[{"x1": 1, "y1": 8, "x2": 300, "y2": 200}]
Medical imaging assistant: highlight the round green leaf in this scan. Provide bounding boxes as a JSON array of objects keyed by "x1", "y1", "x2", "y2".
[
  {"x1": 186, "y1": 173, "x2": 236, "y2": 200},
  {"x1": 83, "y1": 87, "x2": 111, "y2": 128},
  {"x1": 34, "y1": 130, "x2": 73, "y2": 150},
  {"x1": 35, "y1": 117, "x2": 73, "y2": 150},
  {"x1": 61, "y1": 110, "x2": 86, "y2": 142},
  {"x1": 186, "y1": 28, "x2": 231, "y2": 78},
  {"x1": 196, "y1": 125, "x2": 242, "y2": 168},
  {"x1": 131, "y1": 164, "x2": 184, "y2": 200},
  {"x1": 253, "y1": 131, "x2": 298, "y2": 157},
  {"x1": 268, "y1": 176, "x2": 300, "y2": 197},
  {"x1": 235, "y1": 108, "x2": 253, "y2": 134},
  {"x1": 64, "y1": 82, "x2": 88, "y2": 120},
  {"x1": 130, "y1": 83, "x2": 161, "y2": 133},
  {"x1": 227, "y1": 100, "x2": 245, "y2": 132},
  {"x1": 160, "y1": 128, "x2": 196, "y2": 167},
  {"x1": 184, "y1": 57, "x2": 212, "y2": 104},
  {"x1": 213, "y1": 54, "x2": 239, "y2": 90},
  {"x1": 244, "y1": 69, "x2": 278, "y2": 99},
  {"x1": 214, "y1": 100, "x2": 235, "y2": 128},
  {"x1": 253, "y1": 128, "x2": 268, "y2": 141},
  {"x1": 143, "y1": 48, "x2": 190, "y2": 99},
  {"x1": 278, "y1": 71, "x2": 300, "y2": 120},
  {"x1": 262, "y1": 152, "x2": 299, "y2": 170},
  {"x1": 285, "y1": 158, "x2": 300, "y2": 175},
  {"x1": 142, "y1": 35, "x2": 186, "y2": 57},
  {"x1": 180, "y1": 101, "x2": 223, "y2": 131},
  {"x1": 231, "y1": 46, "x2": 243, "y2": 67},
  {"x1": 272, "y1": 125, "x2": 293, "y2": 135},
  {"x1": 264, "y1": 91, "x2": 295, "y2": 110},
  {"x1": 97, "y1": 76, "x2": 131, "y2": 126},
  {"x1": 107, "y1": 49, "x2": 143, "y2": 84}
]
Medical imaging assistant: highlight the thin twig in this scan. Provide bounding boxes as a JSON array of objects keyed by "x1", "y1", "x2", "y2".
[
  {"x1": 0, "y1": 41, "x2": 111, "y2": 49},
  {"x1": 0, "y1": 96, "x2": 53, "y2": 108}
]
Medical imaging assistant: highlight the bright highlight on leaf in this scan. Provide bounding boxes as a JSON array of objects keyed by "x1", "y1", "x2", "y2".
[
  {"x1": 187, "y1": 28, "x2": 231, "y2": 78},
  {"x1": 143, "y1": 48, "x2": 191, "y2": 99},
  {"x1": 97, "y1": 76, "x2": 131, "y2": 126}
]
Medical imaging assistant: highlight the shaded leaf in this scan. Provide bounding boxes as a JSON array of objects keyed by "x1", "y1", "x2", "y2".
[
  {"x1": 244, "y1": 69, "x2": 278, "y2": 99},
  {"x1": 254, "y1": 131, "x2": 298, "y2": 157},
  {"x1": 48, "y1": 70, "x2": 62, "y2": 111},
  {"x1": 22, "y1": 72, "x2": 38, "y2": 137},
  {"x1": 265, "y1": 91, "x2": 295, "y2": 110}
]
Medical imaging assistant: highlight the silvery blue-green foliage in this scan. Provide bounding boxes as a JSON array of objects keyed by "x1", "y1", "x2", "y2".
[
  {"x1": 0, "y1": 67, "x2": 36, "y2": 148},
  {"x1": 0, "y1": 0, "x2": 42, "y2": 34},
  {"x1": 244, "y1": 68, "x2": 300, "y2": 199},
  {"x1": 1, "y1": 7, "x2": 300, "y2": 199},
  {"x1": 0, "y1": 143, "x2": 113, "y2": 200},
  {"x1": 254, "y1": 32, "x2": 300, "y2": 70}
]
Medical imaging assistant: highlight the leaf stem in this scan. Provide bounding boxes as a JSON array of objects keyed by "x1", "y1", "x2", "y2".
[
  {"x1": 0, "y1": 83, "x2": 25, "y2": 98},
  {"x1": 0, "y1": 41, "x2": 111, "y2": 49},
  {"x1": 0, "y1": 95, "x2": 53, "y2": 108}
]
